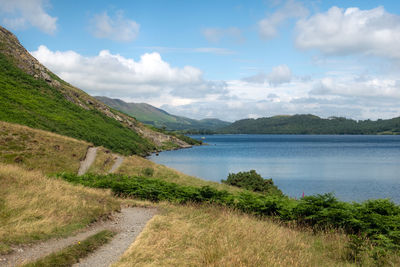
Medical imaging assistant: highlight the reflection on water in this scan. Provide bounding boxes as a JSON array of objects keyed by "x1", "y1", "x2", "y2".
[{"x1": 149, "y1": 135, "x2": 400, "y2": 203}]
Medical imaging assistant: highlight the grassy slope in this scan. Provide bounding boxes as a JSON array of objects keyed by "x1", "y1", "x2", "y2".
[
  {"x1": 96, "y1": 96, "x2": 230, "y2": 131},
  {"x1": 115, "y1": 204, "x2": 399, "y2": 266},
  {"x1": 0, "y1": 163, "x2": 120, "y2": 248},
  {"x1": 0, "y1": 53, "x2": 155, "y2": 155},
  {"x1": 0, "y1": 121, "x2": 122, "y2": 175},
  {"x1": 0, "y1": 121, "x2": 88, "y2": 174}
]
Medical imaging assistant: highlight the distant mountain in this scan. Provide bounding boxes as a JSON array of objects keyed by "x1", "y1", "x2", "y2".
[
  {"x1": 219, "y1": 114, "x2": 400, "y2": 134},
  {"x1": 95, "y1": 96, "x2": 231, "y2": 132},
  {"x1": 0, "y1": 26, "x2": 191, "y2": 155}
]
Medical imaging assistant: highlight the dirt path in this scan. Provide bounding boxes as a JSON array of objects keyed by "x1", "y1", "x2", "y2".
[
  {"x1": 78, "y1": 147, "x2": 98, "y2": 175},
  {"x1": 1, "y1": 207, "x2": 156, "y2": 267},
  {"x1": 109, "y1": 155, "x2": 124, "y2": 174},
  {"x1": 73, "y1": 208, "x2": 155, "y2": 267}
]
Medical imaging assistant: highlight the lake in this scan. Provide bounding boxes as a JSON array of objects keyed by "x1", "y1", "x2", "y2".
[{"x1": 149, "y1": 135, "x2": 400, "y2": 203}]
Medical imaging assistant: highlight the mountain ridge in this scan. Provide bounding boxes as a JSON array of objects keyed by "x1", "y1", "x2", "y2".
[{"x1": 95, "y1": 96, "x2": 230, "y2": 132}]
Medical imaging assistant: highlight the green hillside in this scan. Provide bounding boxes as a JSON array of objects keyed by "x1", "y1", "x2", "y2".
[
  {"x1": 95, "y1": 96, "x2": 230, "y2": 132},
  {"x1": 219, "y1": 114, "x2": 400, "y2": 134},
  {"x1": 0, "y1": 26, "x2": 190, "y2": 155}
]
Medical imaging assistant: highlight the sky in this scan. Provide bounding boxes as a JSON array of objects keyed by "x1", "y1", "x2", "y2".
[{"x1": 1, "y1": 0, "x2": 400, "y2": 122}]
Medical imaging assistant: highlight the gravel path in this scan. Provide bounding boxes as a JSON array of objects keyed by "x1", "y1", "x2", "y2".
[
  {"x1": 1, "y1": 207, "x2": 156, "y2": 267},
  {"x1": 109, "y1": 155, "x2": 124, "y2": 174},
  {"x1": 78, "y1": 147, "x2": 98, "y2": 175}
]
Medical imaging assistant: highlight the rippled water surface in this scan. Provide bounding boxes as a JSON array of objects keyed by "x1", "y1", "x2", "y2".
[{"x1": 149, "y1": 135, "x2": 400, "y2": 203}]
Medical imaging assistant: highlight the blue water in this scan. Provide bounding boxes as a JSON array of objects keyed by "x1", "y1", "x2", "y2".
[{"x1": 149, "y1": 135, "x2": 400, "y2": 203}]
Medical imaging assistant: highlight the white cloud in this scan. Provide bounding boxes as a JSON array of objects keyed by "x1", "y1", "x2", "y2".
[
  {"x1": 90, "y1": 11, "x2": 139, "y2": 42},
  {"x1": 259, "y1": 0, "x2": 308, "y2": 39},
  {"x1": 166, "y1": 71, "x2": 400, "y2": 121},
  {"x1": 296, "y1": 6, "x2": 400, "y2": 59},
  {"x1": 268, "y1": 64, "x2": 292, "y2": 85},
  {"x1": 0, "y1": 0, "x2": 57, "y2": 34},
  {"x1": 202, "y1": 27, "x2": 244, "y2": 43},
  {"x1": 30, "y1": 46, "x2": 400, "y2": 121},
  {"x1": 30, "y1": 45, "x2": 227, "y2": 98},
  {"x1": 310, "y1": 76, "x2": 400, "y2": 100},
  {"x1": 243, "y1": 64, "x2": 292, "y2": 86}
]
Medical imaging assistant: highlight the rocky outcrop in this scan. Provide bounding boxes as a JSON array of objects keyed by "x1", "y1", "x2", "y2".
[{"x1": 0, "y1": 26, "x2": 60, "y2": 88}]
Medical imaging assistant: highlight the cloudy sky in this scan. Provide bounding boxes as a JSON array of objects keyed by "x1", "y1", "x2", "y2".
[{"x1": 1, "y1": 0, "x2": 400, "y2": 121}]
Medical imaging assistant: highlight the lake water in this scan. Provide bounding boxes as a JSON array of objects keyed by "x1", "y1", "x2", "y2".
[{"x1": 149, "y1": 135, "x2": 400, "y2": 203}]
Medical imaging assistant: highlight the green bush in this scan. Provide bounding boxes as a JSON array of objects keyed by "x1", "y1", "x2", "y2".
[
  {"x1": 222, "y1": 170, "x2": 282, "y2": 196},
  {"x1": 142, "y1": 167, "x2": 154, "y2": 177}
]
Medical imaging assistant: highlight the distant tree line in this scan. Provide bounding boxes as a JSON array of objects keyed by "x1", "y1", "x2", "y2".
[{"x1": 218, "y1": 114, "x2": 400, "y2": 135}]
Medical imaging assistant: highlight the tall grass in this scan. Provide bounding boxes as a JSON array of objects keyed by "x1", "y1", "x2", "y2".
[
  {"x1": 0, "y1": 163, "x2": 120, "y2": 248},
  {"x1": 115, "y1": 204, "x2": 381, "y2": 266}
]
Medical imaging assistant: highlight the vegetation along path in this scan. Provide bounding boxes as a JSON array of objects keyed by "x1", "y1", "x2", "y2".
[
  {"x1": 1, "y1": 207, "x2": 156, "y2": 266},
  {"x1": 77, "y1": 147, "x2": 98, "y2": 175}
]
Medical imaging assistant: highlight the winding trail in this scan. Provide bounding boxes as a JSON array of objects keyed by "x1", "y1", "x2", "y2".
[
  {"x1": 78, "y1": 147, "x2": 98, "y2": 175},
  {"x1": 1, "y1": 207, "x2": 156, "y2": 267},
  {"x1": 109, "y1": 155, "x2": 124, "y2": 174}
]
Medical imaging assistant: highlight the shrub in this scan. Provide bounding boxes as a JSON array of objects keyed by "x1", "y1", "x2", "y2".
[
  {"x1": 221, "y1": 170, "x2": 282, "y2": 196},
  {"x1": 142, "y1": 167, "x2": 154, "y2": 177}
]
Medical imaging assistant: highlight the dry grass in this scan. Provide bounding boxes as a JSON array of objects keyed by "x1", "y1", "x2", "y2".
[
  {"x1": 118, "y1": 155, "x2": 241, "y2": 193},
  {"x1": 0, "y1": 163, "x2": 120, "y2": 247},
  {"x1": 87, "y1": 147, "x2": 116, "y2": 174},
  {"x1": 114, "y1": 204, "x2": 369, "y2": 267},
  {"x1": 0, "y1": 121, "x2": 88, "y2": 174}
]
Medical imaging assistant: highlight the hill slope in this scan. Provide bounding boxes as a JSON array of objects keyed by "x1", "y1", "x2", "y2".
[
  {"x1": 95, "y1": 96, "x2": 230, "y2": 131},
  {"x1": 219, "y1": 114, "x2": 400, "y2": 134},
  {"x1": 0, "y1": 26, "x2": 190, "y2": 155},
  {"x1": 2, "y1": 119, "x2": 399, "y2": 265}
]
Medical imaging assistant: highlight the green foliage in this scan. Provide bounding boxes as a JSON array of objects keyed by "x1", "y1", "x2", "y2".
[
  {"x1": 222, "y1": 170, "x2": 282, "y2": 196},
  {"x1": 294, "y1": 194, "x2": 400, "y2": 252},
  {"x1": 219, "y1": 114, "x2": 400, "y2": 134},
  {"x1": 0, "y1": 53, "x2": 155, "y2": 155},
  {"x1": 23, "y1": 230, "x2": 115, "y2": 267},
  {"x1": 142, "y1": 167, "x2": 154, "y2": 177},
  {"x1": 58, "y1": 173, "x2": 400, "y2": 254},
  {"x1": 0, "y1": 243, "x2": 12, "y2": 255}
]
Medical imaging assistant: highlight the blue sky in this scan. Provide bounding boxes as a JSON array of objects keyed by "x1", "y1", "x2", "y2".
[{"x1": 1, "y1": 0, "x2": 400, "y2": 121}]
